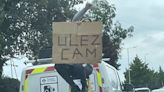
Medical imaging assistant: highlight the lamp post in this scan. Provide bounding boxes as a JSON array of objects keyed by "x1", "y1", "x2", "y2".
[
  {"x1": 127, "y1": 48, "x2": 131, "y2": 84},
  {"x1": 126, "y1": 46, "x2": 137, "y2": 84},
  {"x1": 144, "y1": 53, "x2": 149, "y2": 62}
]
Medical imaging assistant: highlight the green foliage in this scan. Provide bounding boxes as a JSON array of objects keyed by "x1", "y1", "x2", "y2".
[
  {"x1": 124, "y1": 56, "x2": 164, "y2": 89},
  {"x1": 0, "y1": 0, "x2": 5, "y2": 25},
  {"x1": 0, "y1": 0, "x2": 21, "y2": 77},
  {"x1": 0, "y1": 0, "x2": 83, "y2": 60},
  {"x1": 86, "y1": 1, "x2": 133, "y2": 69},
  {"x1": 158, "y1": 67, "x2": 164, "y2": 87},
  {"x1": 0, "y1": 0, "x2": 133, "y2": 75}
]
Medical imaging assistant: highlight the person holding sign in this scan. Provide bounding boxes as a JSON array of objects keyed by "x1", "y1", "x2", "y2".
[
  {"x1": 53, "y1": 2, "x2": 101, "y2": 92},
  {"x1": 55, "y1": 64, "x2": 93, "y2": 92}
]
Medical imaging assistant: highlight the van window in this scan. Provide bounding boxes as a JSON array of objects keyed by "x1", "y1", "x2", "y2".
[{"x1": 106, "y1": 65, "x2": 121, "y2": 90}]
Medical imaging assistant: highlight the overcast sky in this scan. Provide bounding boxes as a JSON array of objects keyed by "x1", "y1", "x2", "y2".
[
  {"x1": 113, "y1": 0, "x2": 164, "y2": 80},
  {"x1": 3, "y1": 0, "x2": 164, "y2": 81}
]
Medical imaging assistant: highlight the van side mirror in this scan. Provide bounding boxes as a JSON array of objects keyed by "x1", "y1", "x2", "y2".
[{"x1": 123, "y1": 83, "x2": 134, "y2": 92}]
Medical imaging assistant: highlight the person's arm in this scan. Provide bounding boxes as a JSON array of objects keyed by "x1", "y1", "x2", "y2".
[{"x1": 72, "y1": 3, "x2": 93, "y2": 21}]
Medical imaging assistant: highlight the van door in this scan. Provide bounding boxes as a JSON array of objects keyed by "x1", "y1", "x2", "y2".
[
  {"x1": 105, "y1": 65, "x2": 122, "y2": 92},
  {"x1": 21, "y1": 64, "x2": 102, "y2": 92},
  {"x1": 73, "y1": 65, "x2": 102, "y2": 92},
  {"x1": 24, "y1": 70, "x2": 70, "y2": 92}
]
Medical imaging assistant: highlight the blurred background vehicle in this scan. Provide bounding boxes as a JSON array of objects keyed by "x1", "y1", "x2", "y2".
[{"x1": 134, "y1": 87, "x2": 150, "y2": 92}]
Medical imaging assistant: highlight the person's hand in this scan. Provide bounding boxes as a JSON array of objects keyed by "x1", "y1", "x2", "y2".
[{"x1": 85, "y1": 3, "x2": 93, "y2": 9}]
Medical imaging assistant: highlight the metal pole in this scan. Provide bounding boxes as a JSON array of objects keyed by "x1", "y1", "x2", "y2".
[
  {"x1": 10, "y1": 60, "x2": 13, "y2": 78},
  {"x1": 127, "y1": 48, "x2": 131, "y2": 84},
  {"x1": 13, "y1": 61, "x2": 18, "y2": 79},
  {"x1": 144, "y1": 53, "x2": 149, "y2": 62}
]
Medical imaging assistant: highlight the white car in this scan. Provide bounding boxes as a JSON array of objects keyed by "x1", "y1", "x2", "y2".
[
  {"x1": 134, "y1": 87, "x2": 151, "y2": 92},
  {"x1": 152, "y1": 87, "x2": 164, "y2": 92}
]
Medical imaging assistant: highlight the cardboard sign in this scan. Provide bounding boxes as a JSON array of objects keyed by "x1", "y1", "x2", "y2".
[{"x1": 52, "y1": 22, "x2": 103, "y2": 64}]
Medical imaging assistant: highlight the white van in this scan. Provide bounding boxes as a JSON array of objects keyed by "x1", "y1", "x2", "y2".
[{"x1": 19, "y1": 59, "x2": 130, "y2": 92}]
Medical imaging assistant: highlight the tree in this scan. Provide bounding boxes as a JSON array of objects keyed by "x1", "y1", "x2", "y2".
[
  {"x1": 149, "y1": 66, "x2": 164, "y2": 89},
  {"x1": 0, "y1": 0, "x2": 5, "y2": 25},
  {"x1": 124, "y1": 56, "x2": 153, "y2": 88},
  {"x1": 86, "y1": 1, "x2": 133, "y2": 69},
  {"x1": 0, "y1": 0, "x2": 133, "y2": 77},
  {"x1": 124, "y1": 56, "x2": 164, "y2": 90},
  {"x1": 158, "y1": 66, "x2": 164, "y2": 87},
  {"x1": 0, "y1": 0, "x2": 5, "y2": 78},
  {"x1": 0, "y1": 0, "x2": 83, "y2": 77},
  {"x1": 0, "y1": 0, "x2": 22, "y2": 77}
]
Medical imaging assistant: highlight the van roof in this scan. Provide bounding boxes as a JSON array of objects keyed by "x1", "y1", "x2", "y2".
[
  {"x1": 101, "y1": 61, "x2": 117, "y2": 71},
  {"x1": 24, "y1": 64, "x2": 54, "y2": 71},
  {"x1": 24, "y1": 60, "x2": 116, "y2": 70}
]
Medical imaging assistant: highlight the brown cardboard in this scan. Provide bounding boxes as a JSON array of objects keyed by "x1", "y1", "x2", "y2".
[{"x1": 52, "y1": 22, "x2": 103, "y2": 64}]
